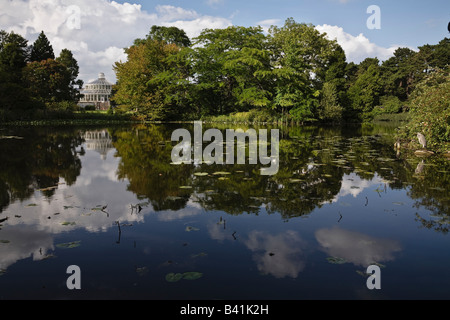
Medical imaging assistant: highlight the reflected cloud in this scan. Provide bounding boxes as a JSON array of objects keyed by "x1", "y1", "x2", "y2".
[
  {"x1": 315, "y1": 226, "x2": 402, "y2": 267},
  {"x1": 332, "y1": 173, "x2": 383, "y2": 201},
  {"x1": 244, "y1": 230, "x2": 306, "y2": 279},
  {"x1": 0, "y1": 226, "x2": 54, "y2": 270}
]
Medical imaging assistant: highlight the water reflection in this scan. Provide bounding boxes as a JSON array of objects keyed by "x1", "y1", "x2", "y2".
[
  {"x1": 244, "y1": 230, "x2": 306, "y2": 279},
  {"x1": 315, "y1": 226, "x2": 402, "y2": 267},
  {"x1": 0, "y1": 123, "x2": 449, "y2": 299}
]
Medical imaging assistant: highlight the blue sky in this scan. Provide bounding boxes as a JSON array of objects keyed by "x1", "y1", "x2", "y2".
[
  {"x1": 124, "y1": 0, "x2": 449, "y2": 48},
  {"x1": 1, "y1": 0, "x2": 448, "y2": 83}
]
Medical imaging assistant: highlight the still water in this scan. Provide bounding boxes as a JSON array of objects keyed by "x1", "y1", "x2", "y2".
[{"x1": 0, "y1": 123, "x2": 448, "y2": 300}]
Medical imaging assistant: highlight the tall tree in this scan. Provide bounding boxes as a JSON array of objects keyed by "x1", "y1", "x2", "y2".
[
  {"x1": 347, "y1": 59, "x2": 383, "y2": 120},
  {"x1": 30, "y1": 31, "x2": 54, "y2": 62},
  {"x1": 0, "y1": 30, "x2": 32, "y2": 112},
  {"x1": 268, "y1": 18, "x2": 344, "y2": 122},
  {"x1": 56, "y1": 49, "x2": 83, "y2": 101},
  {"x1": 192, "y1": 26, "x2": 272, "y2": 116},
  {"x1": 113, "y1": 36, "x2": 192, "y2": 120},
  {"x1": 23, "y1": 59, "x2": 72, "y2": 103},
  {"x1": 147, "y1": 25, "x2": 191, "y2": 47}
]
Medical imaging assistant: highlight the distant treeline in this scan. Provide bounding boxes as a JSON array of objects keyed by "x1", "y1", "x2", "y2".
[
  {"x1": 112, "y1": 19, "x2": 449, "y2": 124},
  {"x1": 0, "y1": 30, "x2": 82, "y2": 121},
  {"x1": 0, "y1": 19, "x2": 449, "y2": 132}
]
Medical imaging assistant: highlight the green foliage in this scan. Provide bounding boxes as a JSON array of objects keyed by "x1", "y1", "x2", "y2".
[
  {"x1": 347, "y1": 62, "x2": 383, "y2": 121},
  {"x1": 192, "y1": 25, "x2": 272, "y2": 116},
  {"x1": 56, "y1": 49, "x2": 83, "y2": 101},
  {"x1": 23, "y1": 59, "x2": 72, "y2": 103},
  {"x1": 30, "y1": 31, "x2": 55, "y2": 62},
  {"x1": 269, "y1": 18, "x2": 345, "y2": 122},
  {"x1": 318, "y1": 82, "x2": 343, "y2": 122},
  {"x1": 372, "y1": 95, "x2": 403, "y2": 116},
  {"x1": 113, "y1": 35, "x2": 193, "y2": 121},
  {"x1": 398, "y1": 69, "x2": 450, "y2": 152}
]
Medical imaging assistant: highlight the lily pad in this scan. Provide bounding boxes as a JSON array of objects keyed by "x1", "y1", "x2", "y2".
[
  {"x1": 61, "y1": 221, "x2": 76, "y2": 226},
  {"x1": 0, "y1": 240, "x2": 10, "y2": 244},
  {"x1": 25, "y1": 203, "x2": 38, "y2": 207},
  {"x1": 191, "y1": 252, "x2": 208, "y2": 258},
  {"x1": 185, "y1": 226, "x2": 199, "y2": 232},
  {"x1": 165, "y1": 273, "x2": 183, "y2": 282},
  {"x1": 182, "y1": 272, "x2": 203, "y2": 280},
  {"x1": 327, "y1": 256, "x2": 347, "y2": 264},
  {"x1": 194, "y1": 172, "x2": 209, "y2": 176},
  {"x1": 179, "y1": 186, "x2": 192, "y2": 189},
  {"x1": 56, "y1": 241, "x2": 81, "y2": 249},
  {"x1": 213, "y1": 171, "x2": 231, "y2": 175}
]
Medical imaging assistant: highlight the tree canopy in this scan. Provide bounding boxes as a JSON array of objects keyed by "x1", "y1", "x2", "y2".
[{"x1": 113, "y1": 20, "x2": 449, "y2": 124}]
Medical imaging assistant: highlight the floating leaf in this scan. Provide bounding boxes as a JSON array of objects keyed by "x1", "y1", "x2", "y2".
[
  {"x1": 327, "y1": 257, "x2": 347, "y2": 264},
  {"x1": 191, "y1": 252, "x2": 207, "y2": 258},
  {"x1": 194, "y1": 172, "x2": 209, "y2": 176},
  {"x1": 185, "y1": 226, "x2": 199, "y2": 232},
  {"x1": 356, "y1": 270, "x2": 370, "y2": 277},
  {"x1": 25, "y1": 203, "x2": 38, "y2": 207},
  {"x1": 61, "y1": 221, "x2": 76, "y2": 226},
  {"x1": 56, "y1": 241, "x2": 81, "y2": 249},
  {"x1": 392, "y1": 202, "x2": 404, "y2": 206},
  {"x1": 179, "y1": 186, "x2": 192, "y2": 189},
  {"x1": 0, "y1": 240, "x2": 10, "y2": 244},
  {"x1": 165, "y1": 273, "x2": 183, "y2": 282},
  {"x1": 213, "y1": 171, "x2": 231, "y2": 175},
  {"x1": 182, "y1": 272, "x2": 203, "y2": 280}
]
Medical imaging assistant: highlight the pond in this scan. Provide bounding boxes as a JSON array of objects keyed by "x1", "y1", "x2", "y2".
[{"x1": 0, "y1": 122, "x2": 449, "y2": 300}]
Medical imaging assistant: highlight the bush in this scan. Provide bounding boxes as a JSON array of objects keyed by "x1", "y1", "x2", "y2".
[
  {"x1": 372, "y1": 95, "x2": 403, "y2": 115},
  {"x1": 397, "y1": 69, "x2": 450, "y2": 152},
  {"x1": 83, "y1": 105, "x2": 96, "y2": 111}
]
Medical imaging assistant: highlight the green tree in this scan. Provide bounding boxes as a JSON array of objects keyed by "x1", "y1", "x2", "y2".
[
  {"x1": 347, "y1": 58, "x2": 383, "y2": 120},
  {"x1": 56, "y1": 49, "x2": 83, "y2": 101},
  {"x1": 268, "y1": 18, "x2": 345, "y2": 122},
  {"x1": 398, "y1": 68, "x2": 449, "y2": 152},
  {"x1": 30, "y1": 31, "x2": 55, "y2": 62},
  {"x1": 318, "y1": 82, "x2": 343, "y2": 122},
  {"x1": 0, "y1": 30, "x2": 33, "y2": 115},
  {"x1": 113, "y1": 35, "x2": 192, "y2": 120},
  {"x1": 146, "y1": 25, "x2": 191, "y2": 47},
  {"x1": 192, "y1": 26, "x2": 272, "y2": 116},
  {"x1": 23, "y1": 59, "x2": 72, "y2": 104}
]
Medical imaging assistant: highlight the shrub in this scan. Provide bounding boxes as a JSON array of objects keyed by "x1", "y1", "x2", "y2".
[{"x1": 397, "y1": 69, "x2": 450, "y2": 152}]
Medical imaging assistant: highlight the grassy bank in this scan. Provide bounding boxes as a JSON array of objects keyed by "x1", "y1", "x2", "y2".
[{"x1": 0, "y1": 110, "x2": 138, "y2": 126}]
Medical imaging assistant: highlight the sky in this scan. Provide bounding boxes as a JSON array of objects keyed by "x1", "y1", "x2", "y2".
[{"x1": 0, "y1": 0, "x2": 448, "y2": 84}]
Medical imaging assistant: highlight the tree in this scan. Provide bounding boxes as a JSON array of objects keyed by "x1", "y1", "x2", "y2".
[
  {"x1": 146, "y1": 25, "x2": 191, "y2": 47},
  {"x1": 192, "y1": 26, "x2": 272, "y2": 116},
  {"x1": 113, "y1": 35, "x2": 192, "y2": 120},
  {"x1": 30, "y1": 31, "x2": 54, "y2": 62},
  {"x1": 56, "y1": 49, "x2": 83, "y2": 101},
  {"x1": 268, "y1": 18, "x2": 345, "y2": 122},
  {"x1": 347, "y1": 59, "x2": 383, "y2": 120},
  {"x1": 23, "y1": 59, "x2": 72, "y2": 104},
  {"x1": 0, "y1": 30, "x2": 32, "y2": 113},
  {"x1": 318, "y1": 82, "x2": 343, "y2": 122},
  {"x1": 381, "y1": 47, "x2": 419, "y2": 100},
  {"x1": 398, "y1": 69, "x2": 450, "y2": 152}
]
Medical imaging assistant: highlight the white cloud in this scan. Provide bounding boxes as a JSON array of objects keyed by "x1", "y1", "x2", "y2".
[
  {"x1": 256, "y1": 18, "x2": 281, "y2": 33},
  {"x1": 316, "y1": 24, "x2": 399, "y2": 63},
  {"x1": 244, "y1": 230, "x2": 307, "y2": 278},
  {"x1": 315, "y1": 226, "x2": 402, "y2": 267},
  {"x1": 0, "y1": 0, "x2": 232, "y2": 83}
]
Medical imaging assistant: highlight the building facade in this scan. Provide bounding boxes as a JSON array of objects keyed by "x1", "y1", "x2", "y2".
[{"x1": 78, "y1": 73, "x2": 113, "y2": 110}]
